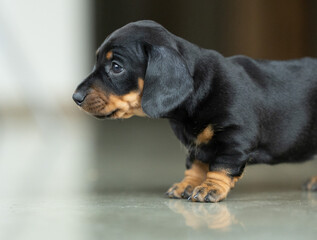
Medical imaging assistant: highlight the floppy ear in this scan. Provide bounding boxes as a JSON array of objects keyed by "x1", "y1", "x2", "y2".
[{"x1": 141, "y1": 45, "x2": 194, "y2": 118}]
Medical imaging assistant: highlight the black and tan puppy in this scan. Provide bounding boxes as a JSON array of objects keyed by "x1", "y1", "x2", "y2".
[{"x1": 73, "y1": 20, "x2": 317, "y2": 202}]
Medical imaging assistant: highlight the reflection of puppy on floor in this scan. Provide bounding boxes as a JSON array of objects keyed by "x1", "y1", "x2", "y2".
[
  {"x1": 166, "y1": 200, "x2": 238, "y2": 230},
  {"x1": 73, "y1": 20, "x2": 317, "y2": 203}
]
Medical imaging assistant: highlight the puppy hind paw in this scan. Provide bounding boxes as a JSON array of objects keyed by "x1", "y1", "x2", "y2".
[{"x1": 302, "y1": 176, "x2": 317, "y2": 191}]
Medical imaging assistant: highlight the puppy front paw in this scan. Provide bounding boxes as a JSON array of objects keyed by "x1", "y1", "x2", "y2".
[
  {"x1": 189, "y1": 183, "x2": 229, "y2": 203},
  {"x1": 166, "y1": 160, "x2": 209, "y2": 199},
  {"x1": 166, "y1": 182, "x2": 195, "y2": 199},
  {"x1": 189, "y1": 171, "x2": 234, "y2": 203}
]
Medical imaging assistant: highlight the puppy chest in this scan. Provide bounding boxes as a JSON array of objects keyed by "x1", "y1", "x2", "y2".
[{"x1": 170, "y1": 121, "x2": 214, "y2": 147}]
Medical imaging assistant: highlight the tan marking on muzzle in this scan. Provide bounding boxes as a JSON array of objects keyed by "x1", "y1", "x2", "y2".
[{"x1": 80, "y1": 77, "x2": 146, "y2": 119}]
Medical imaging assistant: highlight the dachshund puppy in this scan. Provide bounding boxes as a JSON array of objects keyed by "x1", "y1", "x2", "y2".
[{"x1": 73, "y1": 20, "x2": 317, "y2": 202}]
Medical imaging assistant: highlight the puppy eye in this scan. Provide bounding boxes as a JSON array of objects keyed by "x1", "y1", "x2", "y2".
[{"x1": 111, "y1": 62, "x2": 123, "y2": 74}]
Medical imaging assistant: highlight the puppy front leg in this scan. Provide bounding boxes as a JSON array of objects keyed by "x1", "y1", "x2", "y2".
[
  {"x1": 166, "y1": 160, "x2": 209, "y2": 199},
  {"x1": 190, "y1": 170, "x2": 242, "y2": 203},
  {"x1": 190, "y1": 152, "x2": 247, "y2": 203}
]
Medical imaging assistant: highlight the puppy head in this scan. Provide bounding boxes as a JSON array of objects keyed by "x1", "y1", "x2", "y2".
[{"x1": 72, "y1": 20, "x2": 194, "y2": 119}]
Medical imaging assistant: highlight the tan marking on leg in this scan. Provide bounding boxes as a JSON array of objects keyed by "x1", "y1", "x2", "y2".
[
  {"x1": 224, "y1": 169, "x2": 244, "y2": 188},
  {"x1": 195, "y1": 125, "x2": 214, "y2": 145},
  {"x1": 231, "y1": 176, "x2": 241, "y2": 188},
  {"x1": 138, "y1": 77, "x2": 144, "y2": 91},
  {"x1": 166, "y1": 160, "x2": 209, "y2": 199},
  {"x1": 106, "y1": 51, "x2": 113, "y2": 60},
  {"x1": 191, "y1": 171, "x2": 238, "y2": 203}
]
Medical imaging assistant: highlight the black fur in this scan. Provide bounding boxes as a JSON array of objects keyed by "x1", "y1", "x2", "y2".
[
  {"x1": 142, "y1": 44, "x2": 194, "y2": 118},
  {"x1": 73, "y1": 20, "x2": 317, "y2": 178}
]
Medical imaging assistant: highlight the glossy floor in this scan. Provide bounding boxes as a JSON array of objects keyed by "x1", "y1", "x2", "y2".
[{"x1": 0, "y1": 189, "x2": 316, "y2": 240}]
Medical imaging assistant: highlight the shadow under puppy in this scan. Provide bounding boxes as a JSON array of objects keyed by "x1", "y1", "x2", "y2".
[{"x1": 73, "y1": 20, "x2": 317, "y2": 202}]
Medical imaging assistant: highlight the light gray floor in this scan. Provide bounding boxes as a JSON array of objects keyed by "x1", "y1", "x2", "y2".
[{"x1": 0, "y1": 189, "x2": 316, "y2": 240}]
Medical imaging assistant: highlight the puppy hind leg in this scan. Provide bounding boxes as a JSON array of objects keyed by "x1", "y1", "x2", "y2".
[{"x1": 302, "y1": 176, "x2": 317, "y2": 191}]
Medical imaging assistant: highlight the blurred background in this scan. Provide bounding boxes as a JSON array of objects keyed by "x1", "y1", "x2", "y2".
[
  {"x1": 1, "y1": 0, "x2": 317, "y2": 195},
  {"x1": 0, "y1": 0, "x2": 317, "y2": 238}
]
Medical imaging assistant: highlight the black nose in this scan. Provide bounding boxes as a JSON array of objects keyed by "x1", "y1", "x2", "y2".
[{"x1": 72, "y1": 91, "x2": 86, "y2": 106}]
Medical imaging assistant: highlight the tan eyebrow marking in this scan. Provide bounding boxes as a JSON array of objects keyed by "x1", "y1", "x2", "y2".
[{"x1": 106, "y1": 51, "x2": 113, "y2": 60}]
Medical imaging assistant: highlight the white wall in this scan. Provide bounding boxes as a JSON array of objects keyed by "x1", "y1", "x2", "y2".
[
  {"x1": 0, "y1": 0, "x2": 96, "y2": 198},
  {"x1": 0, "y1": 0, "x2": 93, "y2": 110}
]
